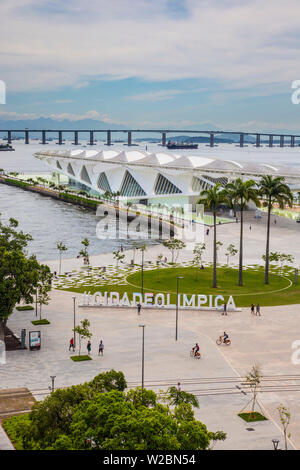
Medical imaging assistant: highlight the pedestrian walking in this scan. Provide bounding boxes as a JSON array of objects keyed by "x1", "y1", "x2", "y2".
[
  {"x1": 177, "y1": 382, "x2": 181, "y2": 392},
  {"x1": 256, "y1": 304, "x2": 261, "y2": 316},
  {"x1": 250, "y1": 303, "x2": 255, "y2": 315},
  {"x1": 98, "y1": 340, "x2": 104, "y2": 356},
  {"x1": 206, "y1": 228, "x2": 209, "y2": 236},
  {"x1": 137, "y1": 303, "x2": 142, "y2": 315},
  {"x1": 87, "y1": 340, "x2": 91, "y2": 355},
  {"x1": 120, "y1": 244, "x2": 124, "y2": 253},
  {"x1": 222, "y1": 303, "x2": 227, "y2": 315},
  {"x1": 69, "y1": 337, "x2": 75, "y2": 352},
  {"x1": 249, "y1": 225, "x2": 252, "y2": 230}
]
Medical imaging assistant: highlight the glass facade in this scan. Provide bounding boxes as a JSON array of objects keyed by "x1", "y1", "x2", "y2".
[
  {"x1": 97, "y1": 172, "x2": 111, "y2": 192},
  {"x1": 154, "y1": 173, "x2": 182, "y2": 195},
  {"x1": 80, "y1": 165, "x2": 92, "y2": 184},
  {"x1": 67, "y1": 163, "x2": 75, "y2": 176},
  {"x1": 120, "y1": 170, "x2": 146, "y2": 197}
]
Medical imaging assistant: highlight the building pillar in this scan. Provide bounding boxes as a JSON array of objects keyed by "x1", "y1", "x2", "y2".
[
  {"x1": 7, "y1": 130, "x2": 11, "y2": 144},
  {"x1": 239, "y1": 134, "x2": 244, "y2": 147},
  {"x1": 106, "y1": 130, "x2": 111, "y2": 146},
  {"x1": 42, "y1": 130, "x2": 46, "y2": 144},
  {"x1": 291, "y1": 136, "x2": 295, "y2": 147},
  {"x1": 127, "y1": 131, "x2": 132, "y2": 146},
  {"x1": 25, "y1": 130, "x2": 29, "y2": 144},
  {"x1": 89, "y1": 131, "x2": 94, "y2": 146},
  {"x1": 210, "y1": 133, "x2": 214, "y2": 147},
  {"x1": 162, "y1": 132, "x2": 166, "y2": 146},
  {"x1": 280, "y1": 135, "x2": 284, "y2": 147},
  {"x1": 58, "y1": 131, "x2": 63, "y2": 145},
  {"x1": 256, "y1": 134, "x2": 260, "y2": 147}
]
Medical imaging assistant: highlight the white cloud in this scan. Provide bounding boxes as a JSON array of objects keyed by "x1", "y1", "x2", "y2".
[
  {"x1": 0, "y1": 109, "x2": 116, "y2": 122},
  {"x1": 1, "y1": 0, "x2": 300, "y2": 93}
]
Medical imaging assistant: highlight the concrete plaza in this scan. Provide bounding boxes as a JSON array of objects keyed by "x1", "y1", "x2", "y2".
[{"x1": 1, "y1": 210, "x2": 300, "y2": 450}]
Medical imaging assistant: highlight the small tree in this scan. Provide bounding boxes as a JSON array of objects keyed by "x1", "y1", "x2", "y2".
[
  {"x1": 113, "y1": 249, "x2": 125, "y2": 268},
  {"x1": 73, "y1": 319, "x2": 92, "y2": 356},
  {"x1": 36, "y1": 266, "x2": 52, "y2": 320},
  {"x1": 79, "y1": 238, "x2": 90, "y2": 268},
  {"x1": 240, "y1": 364, "x2": 263, "y2": 419},
  {"x1": 216, "y1": 241, "x2": 223, "y2": 264},
  {"x1": 262, "y1": 251, "x2": 294, "y2": 275},
  {"x1": 277, "y1": 404, "x2": 291, "y2": 450},
  {"x1": 193, "y1": 243, "x2": 206, "y2": 280},
  {"x1": 225, "y1": 243, "x2": 238, "y2": 266},
  {"x1": 56, "y1": 241, "x2": 68, "y2": 275},
  {"x1": 156, "y1": 253, "x2": 163, "y2": 281},
  {"x1": 163, "y1": 238, "x2": 186, "y2": 263}
]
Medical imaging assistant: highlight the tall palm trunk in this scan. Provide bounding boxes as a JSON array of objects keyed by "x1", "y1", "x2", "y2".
[
  {"x1": 213, "y1": 211, "x2": 217, "y2": 288},
  {"x1": 238, "y1": 207, "x2": 244, "y2": 286},
  {"x1": 265, "y1": 201, "x2": 271, "y2": 284}
]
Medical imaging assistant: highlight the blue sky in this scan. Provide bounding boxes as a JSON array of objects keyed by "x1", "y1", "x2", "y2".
[{"x1": 1, "y1": 0, "x2": 300, "y2": 132}]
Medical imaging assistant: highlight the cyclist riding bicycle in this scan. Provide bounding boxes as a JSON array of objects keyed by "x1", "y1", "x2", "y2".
[
  {"x1": 223, "y1": 332, "x2": 229, "y2": 344},
  {"x1": 193, "y1": 343, "x2": 200, "y2": 356}
]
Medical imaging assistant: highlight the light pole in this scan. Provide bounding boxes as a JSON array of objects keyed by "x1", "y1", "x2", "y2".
[
  {"x1": 72, "y1": 296, "x2": 76, "y2": 349},
  {"x1": 272, "y1": 439, "x2": 280, "y2": 450},
  {"x1": 49, "y1": 375, "x2": 56, "y2": 393},
  {"x1": 139, "y1": 324, "x2": 145, "y2": 388},
  {"x1": 35, "y1": 289, "x2": 38, "y2": 317},
  {"x1": 141, "y1": 249, "x2": 144, "y2": 296},
  {"x1": 175, "y1": 277, "x2": 184, "y2": 341}
]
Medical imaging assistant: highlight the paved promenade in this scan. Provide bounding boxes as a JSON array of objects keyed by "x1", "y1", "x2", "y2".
[
  {"x1": 1, "y1": 210, "x2": 300, "y2": 450},
  {"x1": 0, "y1": 287, "x2": 297, "y2": 450}
]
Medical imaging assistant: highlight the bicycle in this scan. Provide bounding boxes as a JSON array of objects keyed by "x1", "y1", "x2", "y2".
[
  {"x1": 216, "y1": 336, "x2": 231, "y2": 346},
  {"x1": 190, "y1": 349, "x2": 201, "y2": 359}
]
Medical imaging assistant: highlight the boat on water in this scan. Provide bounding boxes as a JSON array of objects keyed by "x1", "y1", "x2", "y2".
[
  {"x1": 0, "y1": 143, "x2": 15, "y2": 151},
  {"x1": 166, "y1": 140, "x2": 198, "y2": 149}
]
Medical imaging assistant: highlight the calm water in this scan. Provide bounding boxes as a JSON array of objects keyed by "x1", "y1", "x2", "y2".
[{"x1": 1, "y1": 140, "x2": 300, "y2": 261}]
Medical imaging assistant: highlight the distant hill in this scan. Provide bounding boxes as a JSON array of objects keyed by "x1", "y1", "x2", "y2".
[{"x1": 0, "y1": 117, "x2": 126, "y2": 139}]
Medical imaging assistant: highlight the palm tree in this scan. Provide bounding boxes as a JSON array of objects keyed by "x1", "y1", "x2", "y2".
[
  {"x1": 259, "y1": 176, "x2": 293, "y2": 284},
  {"x1": 224, "y1": 178, "x2": 259, "y2": 286},
  {"x1": 197, "y1": 183, "x2": 226, "y2": 288}
]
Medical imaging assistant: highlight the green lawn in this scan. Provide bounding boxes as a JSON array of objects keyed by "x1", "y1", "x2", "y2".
[
  {"x1": 238, "y1": 412, "x2": 267, "y2": 422},
  {"x1": 60, "y1": 265, "x2": 300, "y2": 308}
]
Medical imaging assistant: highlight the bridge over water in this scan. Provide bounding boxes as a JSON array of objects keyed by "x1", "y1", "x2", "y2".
[{"x1": 1, "y1": 128, "x2": 300, "y2": 148}]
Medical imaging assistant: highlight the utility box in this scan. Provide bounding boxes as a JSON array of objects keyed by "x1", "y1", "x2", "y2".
[{"x1": 21, "y1": 329, "x2": 26, "y2": 349}]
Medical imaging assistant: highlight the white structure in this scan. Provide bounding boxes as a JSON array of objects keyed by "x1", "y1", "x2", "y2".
[{"x1": 34, "y1": 148, "x2": 300, "y2": 207}]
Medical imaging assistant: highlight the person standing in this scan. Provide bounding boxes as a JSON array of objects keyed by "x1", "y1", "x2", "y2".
[
  {"x1": 250, "y1": 303, "x2": 255, "y2": 315},
  {"x1": 222, "y1": 303, "x2": 227, "y2": 316},
  {"x1": 177, "y1": 382, "x2": 181, "y2": 392},
  {"x1": 87, "y1": 340, "x2": 91, "y2": 356},
  {"x1": 69, "y1": 337, "x2": 75, "y2": 352},
  {"x1": 98, "y1": 340, "x2": 104, "y2": 356},
  {"x1": 256, "y1": 304, "x2": 261, "y2": 316},
  {"x1": 137, "y1": 303, "x2": 142, "y2": 315}
]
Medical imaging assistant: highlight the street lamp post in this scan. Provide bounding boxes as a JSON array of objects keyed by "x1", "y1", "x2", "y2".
[
  {"x1": 139, "y1": 324, "x2": 145, "y2": 388},
  {"x1": 272, "y1": 439, "x2": 280, "y2": 450},
  {"x1": 175, "y1": 277, "x2": 184, "y2": 341},
  {"x1": 72, "y1": 296, "x2": 76, "y2": 349},
  {"x1": 141, "y1": 249, "x2": 144, "y2": 297},
  {"x1": 35, "y1": 289, "x2": 38, "y2": 317},
  {"x1": 49, "y1": 375, "x2": 56, "y2": 393}
]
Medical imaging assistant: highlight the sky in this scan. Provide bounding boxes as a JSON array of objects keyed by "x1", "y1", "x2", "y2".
[{"x1": 1, "y1": 0, "x2": 300, "y2": 132}]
